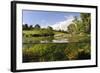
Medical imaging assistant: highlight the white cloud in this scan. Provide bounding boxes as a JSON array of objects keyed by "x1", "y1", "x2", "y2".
[
  {"x1": 41, "y1": 24, "x2": 48, "y2": 28},
  {"x1": 51, "y1": 16, "x2": 74, "y2": 31}
]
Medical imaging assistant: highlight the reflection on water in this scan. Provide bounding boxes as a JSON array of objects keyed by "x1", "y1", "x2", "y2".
[
  {"x1": 52, "y1": 39, "x2": 68, "y2": 43},
  {"x1": 23, "y1": 36, "x2": 69, "y2": 43}
]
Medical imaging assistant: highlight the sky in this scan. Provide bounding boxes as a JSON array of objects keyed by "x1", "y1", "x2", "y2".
[{"x1": 22, "y1": 10, "x2": 80, "y2": 31}]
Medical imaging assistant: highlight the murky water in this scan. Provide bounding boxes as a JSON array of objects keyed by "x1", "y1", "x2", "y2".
[{"x1": 23, "y1": 36, "x2": 69, "y2": 43}]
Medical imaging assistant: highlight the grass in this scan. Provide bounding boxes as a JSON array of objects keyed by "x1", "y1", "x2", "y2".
[
  {"x1": 67, "y1": 34, "x2": 90, "y2": 42},
  {"x1": 23, "y1": 28, "x2": 54, "y2": 37},
  {"x1": 23, "y1": 42, "x2": 90, "y2": 62},
  {"x1": 23, "y1": 36, "x2": 54, "y2": 43}
]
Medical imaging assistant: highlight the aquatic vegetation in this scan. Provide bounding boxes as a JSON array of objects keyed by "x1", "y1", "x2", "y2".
[{"x1": 23, "y1": 42, "x2": 90, "y2": 62}]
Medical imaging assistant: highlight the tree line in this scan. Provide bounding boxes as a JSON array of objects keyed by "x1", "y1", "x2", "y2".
[
  {"x1": 23, "y1": 23, "x2": 54, "y2": 30},
  {"x1": 22, "y1": 24, "x2": 66, "y2": 33},
  {"x1": 23, "y1": 24, "x2": 40, "y2": 30}
]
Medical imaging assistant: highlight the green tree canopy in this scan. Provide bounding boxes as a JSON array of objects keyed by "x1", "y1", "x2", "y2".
[
  {"x1": 47, "y1": 26, "x2": 53, "y2": 30},
  {"x1": 34, "y1": 24, "x2": 41, "y2": 29},
  {"x1": 67, "y1": 13, "x2": 91, "y2": 34}
]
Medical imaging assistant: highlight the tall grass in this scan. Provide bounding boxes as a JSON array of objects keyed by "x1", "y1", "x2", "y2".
[{"x1": 23, "y1": 42, "x2": 90, "y2": 62}]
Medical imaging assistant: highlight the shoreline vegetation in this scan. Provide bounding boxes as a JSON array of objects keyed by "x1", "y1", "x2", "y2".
[{"x1": 22, "y1": 13, "x2": 91, "y2": 62}]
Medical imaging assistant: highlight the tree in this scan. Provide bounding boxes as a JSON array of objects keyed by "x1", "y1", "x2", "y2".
[
  {"x1": 22, "y1": 25, "x2": 25, "y2": 30},
  {"x1": 22, "y1": 24, "x2": 28, "y2": 30},
  {"x1": 67, "y1": 23, "x2": 76, "y2": 34},
  {"x1": 29, "y1": 25, "x2": 33, "y2": 30},
  {"x1": 47, "y1": 26, "x2": 53, "y2": 30},
  {"x1": 67, "y1": 13, "x2": 91, "y2": 34},
  {"x1": 25, "y1": 24, "x2": 28, "y2": 29},
  {"x1": 34, "y1": 24, "x2": 40, "y2": 29},
  {"x1": 67, "y1": 16, "x2": 81, "y2": 34},
  {"x1": 80, "y1": 13, "x2": 91, "y2": 33}
]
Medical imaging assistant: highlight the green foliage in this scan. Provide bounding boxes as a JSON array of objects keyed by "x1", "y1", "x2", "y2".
[
  {"x1": 23, "y1": 42, "x2": 90, "y2": 62},
  {"x1": 23, "y1": 28, "x2": 54, "y2": 37},
  {"x1": 67, "y1": 13, "x2": 91, "y2": 34},
  {"x1": 23, "y1": 24, "x2": 34, "y2": 30},
  {"x1": 80, "y1": 13, "x2": 91, "y2": 33},
  {"x1": 34, "y1": 24, "x2": 41, "y2": 29},
  {"x1": 23, "y1": 43, "x2": 67, "y2": 62},
  {"x1": 23, "y1": 24, "x2": 29, "y2": 30},
  {"x1": 29, "y1": 25, "x2": 33, "y2": 30},
  {"x1": 47, "y1": 26, "x2": 53, "y2": 30}
]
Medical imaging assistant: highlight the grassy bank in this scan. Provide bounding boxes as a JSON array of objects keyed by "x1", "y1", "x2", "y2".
[
  {"x1": 23, "y1": 43, "x2": 90, "y2": 62},
  {"x1": 23, "y1": 28, "x2": 54, "y2": 37}
]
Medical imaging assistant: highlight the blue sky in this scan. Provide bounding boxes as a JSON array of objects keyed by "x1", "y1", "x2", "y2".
[{"x1": 22, "y1": 10, "x2": 80, "y2": 28}]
